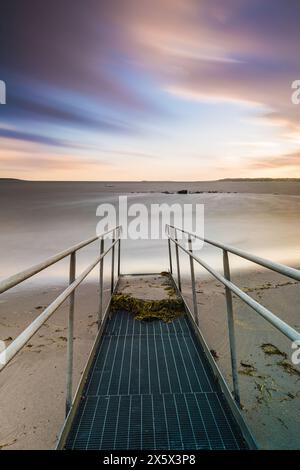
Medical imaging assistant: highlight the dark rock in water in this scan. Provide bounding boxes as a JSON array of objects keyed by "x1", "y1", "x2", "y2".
[{"x1": 177, "y1": 189, "x2": 188, "y2": 194}]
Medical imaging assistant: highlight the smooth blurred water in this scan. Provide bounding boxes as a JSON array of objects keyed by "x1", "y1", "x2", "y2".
[{"x1": 0, "y1": 182, "x2": 300, "y2": 286}]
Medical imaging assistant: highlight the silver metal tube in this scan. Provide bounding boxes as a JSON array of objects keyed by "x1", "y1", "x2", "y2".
[
  {"x1": 66, "y1": 252, "x2": 76, "y2": 416},
  {"x1": 174, "y1": 229, "x2": 182, "y2": 291},
  {"x1": 188, "y1": 237, "x2": 199, "y2": 326},
  {"x1": 168, "y1": 225, "x2": 300, "y2": 282},
  {"x1": 168, "y1": 235, "x2": 300, "y2": 343},
  {"x1": 223, "y1": 250, "x2": 240, "y2": 406},
  {"x1": 168, "y1": 238, "x2": 173, "y2": 274},
  {"x1": 111, "y1": 231, "x2": 115, "y2": 294},
  {"x1": 98, "y1": 238, "x2": 104, "y2": 328},
  {"x1": 117, "y1": 238, "x2": 121, "y2": 277},
  {"x1": 0, "y1": 238, "x2": 119, "y2": 372},
  {"x1": 0, "y1": 227, "x2": 120, "y2": 295}
]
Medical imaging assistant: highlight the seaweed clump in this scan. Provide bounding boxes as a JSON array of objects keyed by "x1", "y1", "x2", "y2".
[
  {"x1": 239, "y1": 361, "x2": 257, "y2": 376},
  {"x1": 261, "y1": 343, "x2": 287, "y2": 358},
  {"x1": 277, "y1": 360, "x2": 300, "y2": 377},
  {"x1": 110, "y1": 293, "x2": 184, "y2": 323}
]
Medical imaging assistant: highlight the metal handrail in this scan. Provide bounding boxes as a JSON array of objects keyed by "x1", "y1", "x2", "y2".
[
  {"x1": 0, "y1": 226, "x2": 121, "y2": 415},
  {"x1": 0, "y1": 227, "x2": 119, "y2": 294},
  {"x1": 168, "y1": 224, "x2": 300, "y2": 282},
  {"x1": 166, "y1": 224, "x2": 300, "y2": 406}
]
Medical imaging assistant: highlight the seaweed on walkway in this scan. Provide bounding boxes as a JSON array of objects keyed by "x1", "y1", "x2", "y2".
[{"x1": 110, "y1": 293, "x2": 184, "y2": 323}]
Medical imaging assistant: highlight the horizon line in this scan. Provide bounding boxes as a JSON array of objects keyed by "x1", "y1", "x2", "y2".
[{"x1": 1, "y1": 177, "x2": 300, "y2": 183}]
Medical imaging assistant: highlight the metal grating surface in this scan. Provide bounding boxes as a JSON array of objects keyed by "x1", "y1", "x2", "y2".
[{"x1": 65, "y1": 311, "x2": 247, "y2": 450}]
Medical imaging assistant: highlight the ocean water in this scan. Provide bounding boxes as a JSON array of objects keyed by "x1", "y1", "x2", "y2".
[{"x1": 0, "y1": 181, "x2": 300, "y2": 286}]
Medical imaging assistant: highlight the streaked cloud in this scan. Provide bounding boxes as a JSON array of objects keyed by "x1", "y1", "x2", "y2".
[
  {"x1": 0, "y1": 0, "x2": 299, "y2": 179},
  {"x1": 0, "y1": 128, "x2": 69, "y2": 148},
  {"x1": 9, "y1": 95, "x2": 139, "y2": 134},
  {"x1": 247, "y1": 151, "x2": 300, "y2": 170}
]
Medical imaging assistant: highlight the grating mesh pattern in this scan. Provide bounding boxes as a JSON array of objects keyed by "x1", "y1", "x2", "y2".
[{"x1": 66, "y1": 311, "x2": 247, "y2": 450}]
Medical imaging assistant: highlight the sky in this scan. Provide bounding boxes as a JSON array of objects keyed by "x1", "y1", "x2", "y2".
[{"x1": 0, "y1": 0, "x2": 300, "y2": 181}]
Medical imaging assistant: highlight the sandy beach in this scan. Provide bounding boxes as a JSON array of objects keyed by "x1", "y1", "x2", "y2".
[
  {"x1": 0, "y1": 282, "x2": 112, "y2": 450},
  {"x1": 0, "y1": 268, "x2": 299, "y2": 449},
  {"x1": 182, "y1": 269, "x2": 300, "y2": 449}
]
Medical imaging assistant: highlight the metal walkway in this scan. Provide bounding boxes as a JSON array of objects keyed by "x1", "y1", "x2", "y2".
[
  {"x1": 64, "y1": 310, "x2": 247, "y2": 450},
  {"x1": 1, "y1": 224, "x2": 299, "y2": 450}
]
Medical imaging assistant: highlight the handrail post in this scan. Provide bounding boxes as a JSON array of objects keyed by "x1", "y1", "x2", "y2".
[
  {"x1": 66, "y1": 251, "x2": 76, "y2": 417},
  {"x1": 168, "y1": 236, "x2": 173, "y2": 274},
  {"x1": 98, "y1": 237, "x2": 104, "y2": 328},
  {"x1": 188, "y1": 237, "x2": 199, "y2": 326},
  {"x1": 223, "y1": 249, "x2": 241, "y2": 407},
  {"x1": 111, "y1": 230, "x2": 115, "y2": 294},
  {"x1": 175, "y1": 229, "x2": 182, "y2": 291},
  {"x1": 117, "y1": 230, "x2": 121, "y2": 277}
]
